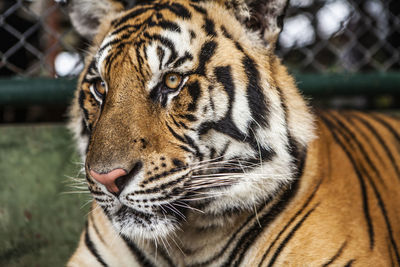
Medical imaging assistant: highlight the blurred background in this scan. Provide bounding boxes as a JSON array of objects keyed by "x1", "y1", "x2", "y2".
[{"x1": 0, "y1": 0, "x2": 399, "y2": 265}]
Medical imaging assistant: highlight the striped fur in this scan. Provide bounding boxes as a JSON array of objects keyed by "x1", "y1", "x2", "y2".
[{"x1": 67, "y1": 0, "x2": 400, "y2": 265}]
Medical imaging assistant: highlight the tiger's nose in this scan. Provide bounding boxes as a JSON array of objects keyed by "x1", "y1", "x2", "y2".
[{"x1": 90, "y1": 168, "x2": 127, "y2": 194}]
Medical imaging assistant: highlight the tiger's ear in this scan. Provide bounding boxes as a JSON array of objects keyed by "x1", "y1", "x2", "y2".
[
  {"x1": 68, "y1": 0, "x2": 127, "y2": 39},
  {"x1": 216, "y1": 0, "x2": 289, "y2": 47}
]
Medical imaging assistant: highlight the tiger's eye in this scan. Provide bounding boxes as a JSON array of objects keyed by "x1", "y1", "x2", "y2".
[
  {"x1": 164, "y1": 73, "x2": 182, "y2": 90},
  {"x1": 93, "y1": 80, "x2": 106, "y2": 98}
]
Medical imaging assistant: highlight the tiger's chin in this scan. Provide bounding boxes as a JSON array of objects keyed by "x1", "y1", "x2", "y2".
[{"x1": 109, "y1": 205, "x2": 179, "y2": 240}]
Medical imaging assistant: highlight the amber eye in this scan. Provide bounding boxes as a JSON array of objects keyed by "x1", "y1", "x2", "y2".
[
  {"x1": 92, "y1": 79, "x2": 106, "y2": 98},
  {"x1": 164, "y1": 73, "x2": 182, "y2": 90}
]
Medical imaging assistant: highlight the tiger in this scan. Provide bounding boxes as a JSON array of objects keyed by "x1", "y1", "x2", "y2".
[{"x1": 66, "y1": 0, "x2": 400, "y2": 266}]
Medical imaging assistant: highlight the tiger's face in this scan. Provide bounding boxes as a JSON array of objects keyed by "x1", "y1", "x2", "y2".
[{"x1": 69, "y1": 0, "x2": 314, "y2": 241}]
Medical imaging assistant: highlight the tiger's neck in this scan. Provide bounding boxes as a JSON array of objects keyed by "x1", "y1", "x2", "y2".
[
  {"x1": 86, "y1": 134, "x2": 320, "y2": 266},
  {"x1": 171, "y1": 147, "x2": 312, "y2": 265}
]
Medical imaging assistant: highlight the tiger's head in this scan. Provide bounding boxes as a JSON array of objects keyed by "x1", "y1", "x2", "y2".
[{"x1": 68, "y1": 0, "x2": 315, "y2": 241}]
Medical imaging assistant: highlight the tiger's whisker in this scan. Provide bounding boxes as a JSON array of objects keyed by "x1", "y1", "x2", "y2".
[{"x1": 173, "y1": 201, "x2": 204, "y2": 214}]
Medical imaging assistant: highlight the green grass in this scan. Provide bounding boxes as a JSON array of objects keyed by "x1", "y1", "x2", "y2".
[{"x1": 0, "y1": 125, "x2": 89, "y2": 266}]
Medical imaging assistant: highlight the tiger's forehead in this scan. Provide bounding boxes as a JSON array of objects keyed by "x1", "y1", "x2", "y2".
[{"x1": 93, "y1": 0, "x2": 207, "y2": 79}]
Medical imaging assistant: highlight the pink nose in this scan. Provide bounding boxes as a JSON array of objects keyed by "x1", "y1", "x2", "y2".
[{"x1": 90, "y1": 168, "x2": 127, "y2": 193}]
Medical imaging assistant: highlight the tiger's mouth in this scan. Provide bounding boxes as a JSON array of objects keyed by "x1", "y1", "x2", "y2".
[
  {"x1": 115, "y1": 199, "x2": 188, "y2": 221},
  {"x1": 110, "y1": 199, "x2": 187, "y2": 240}
]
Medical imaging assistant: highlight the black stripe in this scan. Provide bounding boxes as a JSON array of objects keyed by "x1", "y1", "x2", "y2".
[
  {"x1": 84, "y1": 222, "x2": 108, "y2": 267},
  {"x1": 187, "y1": 81, "x2": 201, "y2": 111},
  {"x1": 118, "y1": 0, "x2": 139, "y2": 9},
  {"x1": 149, "y1": 83, "x2": 161, "y2": 103},
  {"x1": 158, "y1": 246, "x2": 175, "y2": 267},
  {"x1": 344, "y1": 114, "x2": 386, "y2": 166},
  {"x1": 105, "y1": 47, "x2": 126, "y2": 76},
  {"x1": 172, "y1": 158, "x2": 185, "y2": 168},
  {"x1": 203, "y1": 18, "x2": 216, "y2": 36},
  {"x1": 112, "y1": 7, "x2": 151, "y2": 28},
  {"x1": 321, "y1": 241, "x2": 347, "y2": 266},
  {"x1": 209, "y1": 147, "x2": 216, "y2": 159},
  {"x1": 80, "y1": 118, "x2": 90, "y2": 136},
  {"x1": 136, "y1": 43, "x2": 145, "y2": 74},
  {"x1": 166, "y1": 124, "x2": 186, "y2": 143},
  {"x1": 157, "y1": 46, "x2": 165, "y2": 70},
  {"x1": 98, "y1": 34, "x2": 128, "y2": 54},
  {"x1": 149, "y1": 20, "x2": 181, "y2": 32},
  {"x1": 220, "y1": 26, "x2": 245, "y2": 52},
  {"x1": 184, "y1": 134, "x2": 203, "y2": 160},
  {"x1": 110, "y1": 23, "x2": 142, "y2": 36},
  {"x1": 196, "y1": 41, "x2": 217, "y2": 75},
  {"x1": 141, "y1": 164, "x2": 188, "y2": 185},
  {"x1": 89, "y1": 188, "x2": 106, "y2": 196},
  {"x1": 388, "y1": 238, "x2": 396, "y2": 267},
  {"x1": 132, "y1": 175, "x2": 187, "y2": 195},
  {"x1": 190, "y1": 30, "x2": 196, "y2": 40},
  {"x1": 190, "y1": 3, "x2": 207, "y2": 15},
  {"x1": 258, "y1": 178, "x2": 322, "y2": 266},
  {"x1": 86, "y1": 59, "x2": 97, "y2": 76},
  {"x1": 163, "y1": 3, "x2": 192, "y2": 19},
  {"x1": 179, "y1": 121, "x2": 189, "y2": 129},
  {"x1": 78, "y1": 90, "x2": 90, "y2": 123},
  {"x1": 266, "y1": 204, "x2": 319, "y2": 267},
  {"x1": 275, "y1": 86, "x2": 304, "y2": 171},
  {"x1": 169, "y1": 114, "x2": 189, "y2": 130},
  {"x1": 115, "y1": 2, "x2": 192, "y2": 28},
  {"x1": 359, "y1": 165, "x2": 400, "y2": 264},
  {"x1": 170, "y1": 114, "x2": 181, "y2": 128},
  {"x1": 369, "y1": 114, "x2": 400, "y2": 150},
  {"x1": 173, "y1": 52, "x2": 193, "y2": 68},
  {"x1": 93, "y1": 197, "x2": 108, "y2": 203},
  {"x1": 242, "y1": 55, "x2": 269, "y2": 127},
  {"x1": 344, "y1": 259, "x2": 356, "y2": 267},
  {"x1": 349, "y1": 113, "x2": 400, "y2": 179},
  {"x1": 121, "y1": 235, "x2": 155, "y2": 267},
  {"x1": 90, "y1": 213, "x2": 106, "y2": 244},
  {"x1": 320, "y1": 113, "x2": 375, "y2": 249},
  {"x1": 220, "y1": 141, "x2": 230, "y2": 157},
  {"x1": 329, "y1": 113, "x2": 384, "y2": 184},
  {"x1": 188, "y1": 214, "x2": 255, "y2": 267},
  {"x1": 179, "y1": 144, "x2": 195, "y2": 154},
  {"x1": 221, "y1": 26, "x2": 232, "y2": 39},
  {"x1": 214, "y1": 66, "x2": 234, "y2": 106},
  {"x1": 179, "y1": 114, "x2": 197, "y2": 122},
  {"x1": 207, "y1": 85, "x2": 215, "y2": 115}
]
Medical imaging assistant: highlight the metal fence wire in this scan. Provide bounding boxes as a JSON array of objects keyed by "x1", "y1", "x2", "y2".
[{"x1": 0, "y1": 0, "x2": 399, "y2": 78}]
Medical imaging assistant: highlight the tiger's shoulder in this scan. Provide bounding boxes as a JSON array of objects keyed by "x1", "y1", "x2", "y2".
[{"x1": 247, "y1": 111, "x2": 400, "y2": 266}]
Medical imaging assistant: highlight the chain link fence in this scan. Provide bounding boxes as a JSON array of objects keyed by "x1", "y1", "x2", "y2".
[
  {"x1": 279, "y1": 0, "x2": 400, "y2": 73},
  {"x1": 0, "y1": 0, "x2": 83, "y2": 77},
  {"x1": 0, "y1": 0, "x2": 399, "y2": 78}
]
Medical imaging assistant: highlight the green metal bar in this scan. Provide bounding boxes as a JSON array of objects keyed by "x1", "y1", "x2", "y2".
[
  {"x1": 296, "y1": 72, "x2": 400, "y2": 96},
  {"x1": 0, "y1": 78, "x2": 76, "y2": 105},
  {"x1": 0, "y1": 73, "x2": 399, "y2": 106}
]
